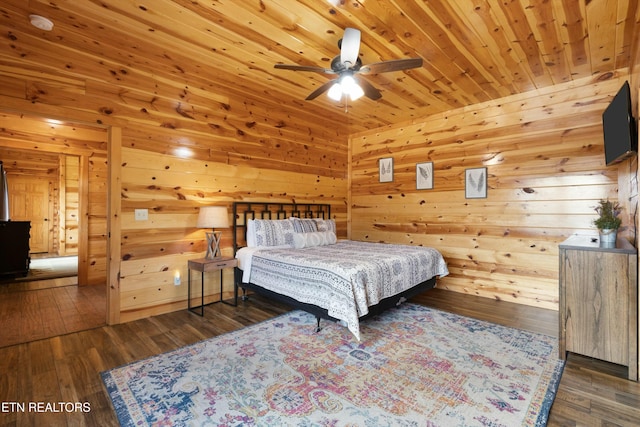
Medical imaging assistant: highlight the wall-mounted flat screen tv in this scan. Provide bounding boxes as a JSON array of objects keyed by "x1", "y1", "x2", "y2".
[{"x1": 602, "y1": 81, "x2": 637, "y2": 166}]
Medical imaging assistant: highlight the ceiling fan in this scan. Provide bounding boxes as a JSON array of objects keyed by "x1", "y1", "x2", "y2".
[{"x1": 274, "y1": 28, "x2": 423, "y2": 102}]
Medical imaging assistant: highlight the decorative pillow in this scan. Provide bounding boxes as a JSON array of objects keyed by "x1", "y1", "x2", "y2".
[
  {"x1": 290, "y1": 217, "x2": 319, "y2": 233},
  {"x1": 246, "y1": 219, "x2": 256, "y2": 247},
  {"x1": 251, "y1": 219, "x2": 295, "y2": 247},
  {"x1": 292, "y1": 231, "x2": 337, "y2": 249},
  {"x1": 313, "y1": 218, "x2": 336, "y2": 233}
]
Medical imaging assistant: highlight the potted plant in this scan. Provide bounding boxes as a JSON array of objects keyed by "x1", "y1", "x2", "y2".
[{"x1": 593, "y1": 199, "x2": 622, "y2": 246}]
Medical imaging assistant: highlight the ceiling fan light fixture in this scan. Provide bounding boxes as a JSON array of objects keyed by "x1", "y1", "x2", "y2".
[
  {"x1": 327, "y1": 83, "x2": 343, "y2": 101},
  {"x1": 327, "y1": 75, "x2": 364, "y2": 102},
  {"x1": 349, "y1": 83, "x2": 364, "y2": 101},
  {"x1": 274, "y1": 27, "x2": 421, "y2": 103},
  {"x1": 340, "y1": 75, "x2": 356, "y2": 92},
  {"x1": 340, "y1": 75, "x2": 364, "y2": 101}
]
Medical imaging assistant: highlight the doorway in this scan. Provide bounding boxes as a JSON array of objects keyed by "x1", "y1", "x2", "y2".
[{"x1": 0, "y1": 111, "x2": 111, "y2": 345}]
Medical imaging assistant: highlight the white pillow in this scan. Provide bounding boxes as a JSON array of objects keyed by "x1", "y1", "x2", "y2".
[
  {"x1": 292, "y1": 231, "x2": 337, "y2": 249},
  {"x1": 314, "y1": 218, "x2": 336, "y2": 233},
  {"x1": 246, "y1": 219, "x2": 256, "y2": 247},
  {"x1": 290, "y1": 217, "x2": 319, "y2": 233},
  {"x1": 252, "y1": 219, "x2": 295, "y2": 247}
]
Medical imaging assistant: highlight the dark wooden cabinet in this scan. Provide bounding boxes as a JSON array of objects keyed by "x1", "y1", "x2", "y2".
[
  {"x1": 559, "y1": 235, "x2": 638, "y2": 381},
  {"x1": 0, "y1": 221, "x2": 31, "y2": 277}
]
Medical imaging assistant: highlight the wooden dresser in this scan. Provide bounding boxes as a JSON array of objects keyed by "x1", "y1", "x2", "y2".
[
  {"x1": 559, "y1": 235, "x2": 638, "y2": 381},
  {"x1": 0, "y1": 221, "x2": 31, "y2": 277}
]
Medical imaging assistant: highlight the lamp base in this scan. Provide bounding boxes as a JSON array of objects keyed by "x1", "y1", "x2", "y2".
[{"x1": 205, "y1": 231, "x2": 222, "y2": 259}]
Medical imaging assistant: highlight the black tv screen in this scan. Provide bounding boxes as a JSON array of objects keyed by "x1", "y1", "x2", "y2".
[{"x1": 602, "y1": 81, "x2": 637, "y2": 166}]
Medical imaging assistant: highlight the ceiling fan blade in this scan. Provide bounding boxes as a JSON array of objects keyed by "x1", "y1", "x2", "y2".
[
  {"x1": 305, "y1": 79, "x2": 337, "y2": 100},
  {"x1": 274, "y1": 64, "x2": 335, "y2": 74},
  {"x1": 359, "y1": 58, "x2": 423, "y2": 74},
  {"x1": 340, "y1": 28, "x2": 361, "y2": 68},
  {"x1": 355, "y1": 78, "x2": 382, "y2": 100}
]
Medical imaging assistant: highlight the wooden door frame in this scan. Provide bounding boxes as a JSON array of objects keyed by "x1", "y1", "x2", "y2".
[
  {"x1": 57, "y1": 156, "x2": 67, "y2": 255},
  {"x1": 68, "y1": 124, "x2": 120, "y2": 324},
  {"x1": 0, "y1": 109, "x2": 119, "y2": 326},
  {"x1": 77, "y1": 155, "x2": 89, "y2": 284},
  {"x1": 68, "y1": 125, "x2": 120, "y2": 324},
  {"x1": 107, "y1": 126, "x2": 121, "y2": 325}
]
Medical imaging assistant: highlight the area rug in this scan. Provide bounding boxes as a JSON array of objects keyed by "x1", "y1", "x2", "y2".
[
  {"x1": 0, "y1": 256, "x2": 78, "y2": 283},
  {"x1": 101, "y1": 304, "x2": 564, "y2": 426}
]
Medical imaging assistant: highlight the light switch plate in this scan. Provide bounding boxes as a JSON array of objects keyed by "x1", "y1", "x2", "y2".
[{"x1": 134, "y1": 209, "x2": 148, "y2": 221}]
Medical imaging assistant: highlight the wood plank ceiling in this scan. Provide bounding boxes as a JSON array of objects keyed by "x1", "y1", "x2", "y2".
[{"x1": 0, "y1": 0, "x2": 637, "y2": 134}]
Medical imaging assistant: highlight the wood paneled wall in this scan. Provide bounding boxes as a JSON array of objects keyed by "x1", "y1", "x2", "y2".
[
  {"x1": 0, "y1": 67, "x2": 348, "y2": 324},
  {"x1": 349, "y1": 72, "x2": 634, "y2": 311},
  {"x1": 0, "y1": 112, "x2": 347, "y2": 322},
  {"x1": 117, "y1": 121, "x2": 348, "y2": 322}
]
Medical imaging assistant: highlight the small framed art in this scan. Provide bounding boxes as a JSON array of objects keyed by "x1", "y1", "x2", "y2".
[
  {"x1": 465, "y1": 167, "x2": 487, "y2": 199},
  {"x1": 416, "y1": 162, "x2": 433, "y2": 190},
  {"x1": 379, "y1": 157, "x2": 393, "y2": 183}
]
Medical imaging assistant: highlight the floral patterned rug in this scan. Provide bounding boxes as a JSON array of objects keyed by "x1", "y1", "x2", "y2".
[{"x1": 101, "y1": 304, "x2": 564, "y2": 426}]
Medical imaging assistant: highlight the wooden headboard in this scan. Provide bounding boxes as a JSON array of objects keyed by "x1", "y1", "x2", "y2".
[{"x1": 232, "y1": 202, "x2": 331, "y2": 255}]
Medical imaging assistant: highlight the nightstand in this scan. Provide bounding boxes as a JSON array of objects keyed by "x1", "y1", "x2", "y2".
[
  {"x1": 187, "y1": 256, "x2": 238, "y2": 316},
  {"x1": 559, "y1": 235, "x2": 638, "y2": 381}
]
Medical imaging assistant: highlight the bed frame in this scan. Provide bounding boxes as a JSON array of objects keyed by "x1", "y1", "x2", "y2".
[{"x1": 232, "y1": 201, "x2": 437, "y2": 330}]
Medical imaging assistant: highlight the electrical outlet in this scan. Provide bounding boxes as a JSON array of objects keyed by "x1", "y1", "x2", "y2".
[
  {"x1": 134, "y1": 209, "x2": 148, "y2": 221},
  {"x1": 174, "y1": 275, "x2": 181, "y2": 286}
]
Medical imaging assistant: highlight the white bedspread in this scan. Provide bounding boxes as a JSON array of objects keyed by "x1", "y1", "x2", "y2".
[{"x1": 236, "y1": 240, "x2": 448, "y2": 340}]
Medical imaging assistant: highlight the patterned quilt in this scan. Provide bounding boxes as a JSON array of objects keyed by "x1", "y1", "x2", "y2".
[{"x1": 242, "y1": 240, "x2": 449, "y2": 340}]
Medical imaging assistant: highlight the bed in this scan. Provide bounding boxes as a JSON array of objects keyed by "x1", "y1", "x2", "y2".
[{"x1": 232, "y1": 202, "x2": 449, "y2": 340}]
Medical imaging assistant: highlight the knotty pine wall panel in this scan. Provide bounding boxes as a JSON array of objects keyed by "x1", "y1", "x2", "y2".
[
  {"x1": 118, "y1": 143, "x2": 347, "y2": 322},
  {"x1": 86, "y1": 156, "x2": 108, "y2": 285},
  {"x1": 1, "y1": 46, "x2": 348, "y2": 321},
  {"x1": 349, "y1": 73, "x2": 634, "y2": 310}
]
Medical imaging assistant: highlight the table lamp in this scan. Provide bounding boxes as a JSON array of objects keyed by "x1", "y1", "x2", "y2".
[{"x1": 197, "y1": 206, "x2": 230, "y2": 259}]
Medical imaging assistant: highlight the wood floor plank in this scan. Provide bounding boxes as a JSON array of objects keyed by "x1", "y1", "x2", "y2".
[
  {"x1": 18, "y1": 292, "x2": 45, "y2": 343},
  {"x1": 0, "y1": 281, "x2": 106, "y2": 348}
]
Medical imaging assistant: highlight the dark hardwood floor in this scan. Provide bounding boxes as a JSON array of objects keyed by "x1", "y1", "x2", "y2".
[
  {"x1": 0, "y1": 288, "x2": 638, "y2": 426},
  {"x1": 0, "y1": 277, "x2": 106, "y2": 348}
]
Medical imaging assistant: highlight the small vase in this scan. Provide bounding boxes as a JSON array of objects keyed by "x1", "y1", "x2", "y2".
[{"x1": 598, "y1": 228, "x2": 617, "y2": 247}]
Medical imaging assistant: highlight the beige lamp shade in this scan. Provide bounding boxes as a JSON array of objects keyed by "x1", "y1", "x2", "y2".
[
  {"x1": 197, "y1": 206, "x2": 229, "y2": 258},
  {"x1": 197, "y1": 206, "x2": 230, "y2": 229}
]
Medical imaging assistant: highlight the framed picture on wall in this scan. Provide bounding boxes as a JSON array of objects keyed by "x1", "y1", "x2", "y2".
[
  {"x1": 379, "y1": 157, "x2": 394, "y2": 183},
  {"x1": 465, "y1": 167, "x2": 487, "y2": 199},
  {"x1": 416, "y1": 162, "x2": 433, "y2": 190}
]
